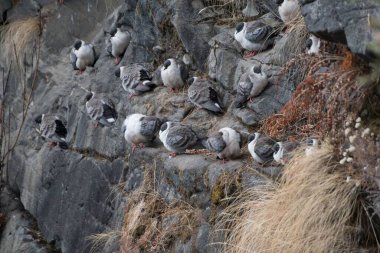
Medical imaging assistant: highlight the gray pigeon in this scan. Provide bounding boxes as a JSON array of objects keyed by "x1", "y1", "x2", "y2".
[
  {"x1": 35, "y1": 114, "x2": 68, "y2": 149},
  {"x1": 203, "y1": 127, "x2": 241, "y2": 161},
  {"x1": 188, "y1": 77, "x2": 223, "y2": 115},
  {"x1": 85, "y1": 92, "x2": 118, "y2": 127},
  {"x1": 273, "y1": 141, "x2": 298, "y2": 165},
  {"x1": 70, "y1": 40, "x2": 97, "y2": 74},
  {"x1": 122, "y1": 113, "x2": 162, "y2": 152},
  {"x1": 115, "y1": 64, "x2": 156, "y2": 98},
  {"x1": 234, "y1": 20, "x2": 276, "y2": 57},
  {"x1": 106, "y1": 24, "x2": 131, "y2": 65},
  {"x1": 159, "y1": 121, "x2": 198, "y2": 157},
  {"x1": 248, "y1": 132, "x2": 277, "y2": 164},
  {"x1": 160, "y1": 58, "x2": 189, "y2": 92},
  {"x1": 234, "y1": 65, "x2": 268, "y2": 108}
]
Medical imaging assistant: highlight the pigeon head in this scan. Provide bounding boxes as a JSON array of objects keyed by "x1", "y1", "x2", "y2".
[
  {"x1": 160, "y1": 122, "x2": 169, "y2": 132},
  {"x1": 34, "y1": 114, "x2": 44, "y2": 124},
  {"x1": 253, "y1": 65, "x2": 262, "y2": 74},
  {"x1": 306, "y1": 38, "x2": 313, "y2": 50},
  {"x1": 73, "y1": 40, "x2": 82, "y2": 50},
  {"x1": 85, "y1": 92, "x2": 94, "y2": 101},
  {"x1": 109, "y1": 27, "x2": 117, "y2": 37},
  {"x1": 114, "y1": 68, "x2": 121, "y2": 78},
  {"x1": 235, "y1": 22, "x2": 244, "y2": 33},
  {"x1": 163, "y1": 59, "x2": 171, "y2": 70},
  {"x1": 276, "y1": 0, "x2": 284, "y2": 5},
  {"x1": 306, "y1": 138, "x2": 318, "y2": 146},
  {"x1": 273, "y1": 142, "x2": 281, "y2": 153},
  {"x1": 248, "y1": 132, "x2": 260, "y2": 143},
  {"x1": 187, "y1": 77, "x2": 196, "y2": 86}
]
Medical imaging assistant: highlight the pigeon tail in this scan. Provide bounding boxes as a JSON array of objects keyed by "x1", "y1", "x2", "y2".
[
  {"x1": 234, "y1": 95, "x2": 248, "y2": 108},
  {"x1": 58, "y1": 142, "x2": 69, "y2": 149}
]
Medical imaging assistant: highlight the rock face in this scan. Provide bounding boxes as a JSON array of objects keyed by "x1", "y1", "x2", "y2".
[
  {"x1": 0, "y1": 0, "x2": 314, "y2": 252},
  {"x1": 300, "y1": 0, "x2": 380, "y2": 56}
]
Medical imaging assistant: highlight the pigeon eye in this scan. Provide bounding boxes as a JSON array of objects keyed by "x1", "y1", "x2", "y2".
[{"x1": 248, "y1": 135, "x2": 255, "y2": 143}]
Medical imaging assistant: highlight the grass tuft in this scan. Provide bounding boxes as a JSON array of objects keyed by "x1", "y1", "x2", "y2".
[
  {"x1": 0, "y1": 17, "x2": 40, "y2": 74},
  {"x1": 216, "y1": 144, "x2": 378, "y2": 253}
]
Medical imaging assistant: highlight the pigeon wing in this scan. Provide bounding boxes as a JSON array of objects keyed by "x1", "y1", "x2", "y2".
[
  {"x1": 70, "y1": 49, "x2": 78, "y2": 70},
  {"x1": 179, "y1": 61, "x2": 189, "y2": 82},
  {"x1": 205, "y1": 133, "x2": 226, "y2": 153},
  {"x1": 140, "y1": 117, "x2": 161, "y2": 138},
  {"x1": 245, "y1": 22, "x2": 273, "y2": 44},
  {"x1": 166, "y1": 126, "x2": 197, "y2": 151},
  {"x1": 255, "y1": 137, "x2": 276, "y2": 161}
]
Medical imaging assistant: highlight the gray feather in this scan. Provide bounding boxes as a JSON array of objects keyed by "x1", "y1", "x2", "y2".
[
  {"x1": 70, "y1": 50, "x2": 78, "y2": 70},
  {"x1": 188, "y1": 79, "x2": 223, "y2": 114},
  {"x1": 255, "y1": 137, "x2": 277, "y2": 162},
  {"x1": 166, "y1": 125, "x2": 198, "y2": 152},
  {"x1": 140, "y1": 116, "x2": 161, "y2": 139},
  {"x1": 245, "y1": 21, "x2": 274, "y2": 44},
  {"x1": 204, "y1": 132, "x2": 226, "y2": 153}
]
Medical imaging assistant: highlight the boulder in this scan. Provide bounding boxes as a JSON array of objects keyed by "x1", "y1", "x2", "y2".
[{"x1": 300, "y1": 0, "x2": 380, "y2": 56}]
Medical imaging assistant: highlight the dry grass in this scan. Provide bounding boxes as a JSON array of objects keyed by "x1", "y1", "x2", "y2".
[
  {"x1": 261, "y1": 46, "x2": 371, "y2": 147},
  {"x1": 0, "y1": 17, "x2": 41, "y2": 74},
  {"x1": 276, "y1": 12, "x2": 309, "y2": 62},
  {"x1": 87, "y1": 230, "x2": 121, "y2": 253},
  {"x1": 215, "y1": 144, "x2": 379, "y2": 253},
  {"x1": 201, "y1": 0, "x2": 246, "y2": 25},
  {"x1": 119, "y1": 165, "x2": 201, "y2": 253}
]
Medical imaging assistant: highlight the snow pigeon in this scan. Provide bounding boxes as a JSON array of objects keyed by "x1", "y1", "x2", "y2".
[
  {"x1": 115, "y1": 64, "x2": 156, "y2": 98},
  {"x1": 306, "y1": 35, "x2": 321, "y2": 55},
  {"x1": 159, "y1": 121, "x2": 198, "y2": 157},
  {"x1": 160, "y1": 58, "x2": 189, "y2": 92},
  {"x1": 35, "y1": 114, "x2": 68, "y2": 149},
  {"x1": 70, "y1": 40, "x2": 97, "y2": 74},
  {"x1": 305, "y1": 138, "x2": 319, "y2": 156},
  {"x1": 122, "y1": 113, "x2": 162, "y2": 152},
  {"x1": 248, "y1": 132, "x2": 277, "y2": 164},
  {"x1": 107, "y1": 24, "x2": 131, "y2": 65},
  {"x1": 85, "y1": 92, "x2": 118, "y2": 127},
  {"x1": 187, "y1": 77, "x2": 224, "y2": 115},
  {"x1": 277, "y1": 0, "x2": 300, "y2": 24},
  {"x1": 273, "y1": 141, "x2": 298, "y2": 165},
  {"x1": 234, "y1": 65, "x2": 269, "y2": 108},
  {"x1": 234, "y1": 20, "x2": 276, "y2": 57},
  {"x1": 203, "y1": 127, "x2": 241, "y2": 162}
]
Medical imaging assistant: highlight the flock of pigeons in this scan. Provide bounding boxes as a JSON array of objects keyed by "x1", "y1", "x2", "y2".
[{"x1": 34, "y1": 0, "x2": 320, "y2": 165}]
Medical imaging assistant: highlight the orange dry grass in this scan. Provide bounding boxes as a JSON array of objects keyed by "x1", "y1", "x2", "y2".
[{"x1": 261, "y1": 49, "x2": 370, "y2": 146}]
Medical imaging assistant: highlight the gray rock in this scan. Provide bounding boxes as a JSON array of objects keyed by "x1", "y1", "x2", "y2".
[
  {"x1": 0, "y1": 210, "x2": 58, "y2": 253},
  {"x1": 196, "y1": 223, "x2": 210, "y2": 253},
  {"x1": 0, "y1": 0, "x2": 11, "y2": 23},
  {"x1": 6, "y1": 147, "x2": 125, "y2": 253},
  {"x1": 208, "y1": 31, "x2": 242, "y2": 90},
  {"x1": 300, "y1": 0, "x2": 380, "y2": 56},
  {"x1": 173, "y1": 0, "x2": 216, "y2": 70}
]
